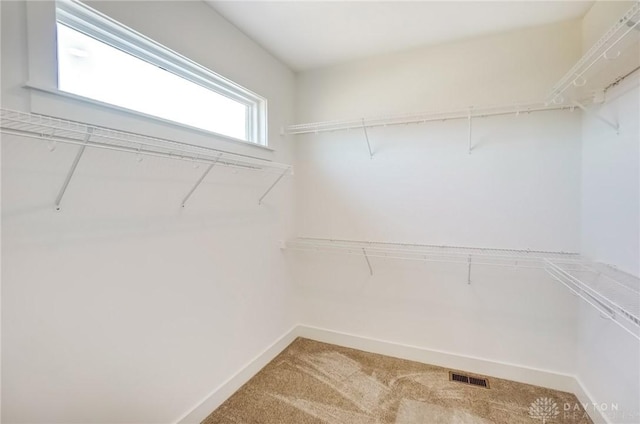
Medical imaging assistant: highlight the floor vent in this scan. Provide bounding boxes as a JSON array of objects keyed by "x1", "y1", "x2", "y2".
[{"x1": 449, "y1": 371, "x2": 489, "y2": 388}]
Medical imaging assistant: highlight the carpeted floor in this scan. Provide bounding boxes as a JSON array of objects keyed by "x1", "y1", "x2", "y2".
[{"x1": 202, "y1": 338, "x2": 592, "y2": 424}]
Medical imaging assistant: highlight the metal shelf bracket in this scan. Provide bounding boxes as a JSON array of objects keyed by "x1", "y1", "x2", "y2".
[
  {"x1": 181, "y1": 153, "x2": 222, "y2": 208},
  {"x1": 285, "y1": 237, "x2": 640, "y2": 341},
  {"x1": 467, "y1": 108, "x2": 473, "y2": 155},
  {"x1": 363, "y1": 248, "x2": 373, "y2": 275},
  {"x1": 0, "y1": 109, "x2": 294, "y2": 210},
  {"x1": 55, "y1": 128, "x2": 93, "y2": 211},
  {"x1": 362, "y1": 118, "x2": 374, "y2": 159},
  {"x1": 258, "y1": 167, "x2": 290, "y2": 205},
  {"x1": 573, "y1": 101, "x2": 620, "y2": 134}
]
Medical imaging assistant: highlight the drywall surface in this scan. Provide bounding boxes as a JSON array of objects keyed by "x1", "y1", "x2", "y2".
[
  {"x1": 581, "y1": 1, "x2": 636, "y2": 51},
  {"x1": 576, "y1": 297, "x2": 640, "y2": 424},
  {"x1": 580, "y1": 80, "x2": 640, "y2": 276},
  {"x1": 580, "y1": 0, "x2": 640, "y2": 277},
  {"x1": 576, "y1": 3, "x2": 640, "y2": 421},
  {"x1": 577, "y1": 80, "x2": 640, "y2": 424},
  {"x1": 295, "y1": 20, "x2": 582, "y2": 122},
  {"x1": 292, "y1": 20, "x2": 583, "y2": 377},
  {"x1": 1, "y1": 1, "x2": 296, "y2": 423}
]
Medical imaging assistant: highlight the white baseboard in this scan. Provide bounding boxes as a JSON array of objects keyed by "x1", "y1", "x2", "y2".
[
  {"x1": 175, "y1": 325, "x2": 299, "y2": 424},
  {"x1": 176, "y1": 324, "x2": 601, "y2": 424},
  {"x1": 572, "y1": 378, "x2": 611, "y2": 424},
  {"x1": 297, "y1": 325, "x2": 577, "y2": 392}
]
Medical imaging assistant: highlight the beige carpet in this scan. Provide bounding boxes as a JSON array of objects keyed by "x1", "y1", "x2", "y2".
[{"x1": 202, "y1": 338, "x2": 592, "y2": 424}]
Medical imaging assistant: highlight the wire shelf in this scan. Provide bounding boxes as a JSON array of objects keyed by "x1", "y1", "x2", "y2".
[
  {"x1": 0, "y1": 108, "x2": 292, "y2": 174},
  {"x1": 286, "y1": 237, "x2": 582, "y2": 269},
  {"x1": 287, "y1": 102, "x2": 575, "y2": 135},
  {"x1": 547, "y1": 1, "x2": 640, "y2": 103},
  {"x1": 287, "y1": 237, "x2": 639, "y2": 340},
  {"x1": 545, "y1": 260, "x2": 640, "y2": 340}
]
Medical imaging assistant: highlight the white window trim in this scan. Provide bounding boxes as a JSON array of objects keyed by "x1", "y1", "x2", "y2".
[{"x1": 25, "y1": 0, "x2": 270, "y2": 152}]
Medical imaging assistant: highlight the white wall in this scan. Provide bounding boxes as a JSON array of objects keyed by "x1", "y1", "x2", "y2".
[
  {"x1": 576, "y1": 2, "x2": 640, "y2": 422},
  {"x1": 293, "y1": 20, "x2": 584, "y2": 378},
  {"x1": 580, "y1": 83, "x2": 640, "y2": 424},
  {"x1": 580, "y1": 81, "x2": 640, "y2": 276},
  {"x1": 580, "y1": 0, "x2": 639, "y2": 277},
  {"x1": 3, "y1": 1, "x2": 639, "y2": 423},
  {"x1": 1, "y1": 1, "x2": 296, "y2": 423},
  {"x1": 295, "y1": 20, "x2": 581, "y2": 122}
]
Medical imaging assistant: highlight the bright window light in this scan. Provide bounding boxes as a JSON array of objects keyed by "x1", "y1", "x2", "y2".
[{"x1": 55, "y1": 0, "x2": 266, "y2": 145}]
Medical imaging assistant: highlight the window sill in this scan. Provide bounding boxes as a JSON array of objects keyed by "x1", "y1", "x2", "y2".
[{"x1": 24, "y1": 82, "x2": 275, "y2": 154}]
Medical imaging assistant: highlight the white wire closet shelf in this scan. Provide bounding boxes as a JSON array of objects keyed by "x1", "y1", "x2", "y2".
[
  {"x1": 546, "y1": 1, "x2": 640, "y2": 105},
  {"x1": 286, "y1": 101, "x2": 576, "y2": 135},
  {"x1": 288, "y1": 4, "x2": 640, "y2": 137},
  {"x1": 286, "y1": 237, "x2": 582, "y2": 269},
  {"x1": 286, "y1": 237, "x2": 640, "y2": 340},
  {"x1": 0, "y1": 108, "x2": 293, "y2": 209},
  {"x1": 0, "y1": 108, "x2": 291, "y2": 173},
  {"x1": 545, "y1": 260, "x2": 640, "y2": 340}
]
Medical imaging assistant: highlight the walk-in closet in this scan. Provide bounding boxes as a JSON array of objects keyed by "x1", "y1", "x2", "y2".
[{"x1": 1, "y1": 1, "x2": 639, "y2": 423}]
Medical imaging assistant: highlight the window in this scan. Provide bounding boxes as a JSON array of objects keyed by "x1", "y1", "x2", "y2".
[{"x1": 54, "y1": 0, "x2": 267, "y2": 145}]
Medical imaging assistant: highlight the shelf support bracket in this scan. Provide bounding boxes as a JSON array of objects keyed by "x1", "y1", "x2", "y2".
[
  {"x1": 362, "y1": 119, "x2": 374, "y2": 159},
  {"x1": 467, "y1": 255, "x2": 472, "y2": 284},
  {"x1": 573, "y1": 101, "x2": 619, "y2": 134},
  {"x1": 362, "y1": 248, "x2": 373, "y2": 276},
  {"x1": 467, "y1": 108, "x2": 473, "y2": 154},
  {"x1": 55, "y1": 128, "x2": 93, "y2": 211},
  {"x1": 258, "y1": 167, "x2": 290, "y2": 205},
  {"x1": 181, "y1": 154, "x2": 222, "y2": 208}
]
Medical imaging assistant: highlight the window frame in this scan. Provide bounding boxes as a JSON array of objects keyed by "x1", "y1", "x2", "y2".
[{"x1": 47, "y1": 0, "x2": 268, "y2": 147}]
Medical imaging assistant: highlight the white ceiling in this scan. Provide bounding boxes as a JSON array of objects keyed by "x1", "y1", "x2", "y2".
[{"x1": 207, "y1": 1, "x2": 594, "y2": 72}]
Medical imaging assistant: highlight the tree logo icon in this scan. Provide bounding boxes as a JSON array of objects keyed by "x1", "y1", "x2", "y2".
[{"x1": 529, "y1": 397, "x2": 560, "y2": 423}]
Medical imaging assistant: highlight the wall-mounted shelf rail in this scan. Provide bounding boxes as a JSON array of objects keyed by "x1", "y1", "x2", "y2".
[
  {"x1": 287, "y1": 102, "x2": 575, "y2": 135},
  {"x1": 0, "y1": 108, "x2": 293, "y2": 209},
  {"x1": 286, "y1": 237, "x2": 640, "y2": 340},
  {"x1": 546, "y1": 1, "x2": 640, "y2": 104}
]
